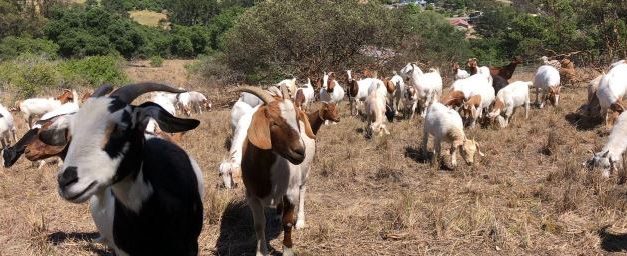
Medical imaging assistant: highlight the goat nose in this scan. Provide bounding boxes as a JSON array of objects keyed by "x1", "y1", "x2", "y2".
[{"x1": 58, "y1": 166, "x2": 79, "y2": 189}]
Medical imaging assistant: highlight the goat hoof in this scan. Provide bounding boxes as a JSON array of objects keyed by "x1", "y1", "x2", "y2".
[
  {"x1": 283, "y1": 247, "x2": 295, "y2": 256},
  {"x1": 295, "y1": 220, "x2": 306, "y2": 230}
]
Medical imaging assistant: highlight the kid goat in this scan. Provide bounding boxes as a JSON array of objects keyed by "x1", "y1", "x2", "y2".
[{"x1": 39, "y1": 83, "x2": 203, "y2": 255}]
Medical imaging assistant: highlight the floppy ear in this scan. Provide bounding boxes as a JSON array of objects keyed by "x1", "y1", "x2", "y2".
[
  {"x1": 39, "y1": 115, "x2": 72, "y2": 146},
  {"x1": 248, "y1": 107, "x2": 272, "y2": 149},
  {"x1": 133, "y1": 102, "x2": 200, "y2": 133},
  {"x1": 610, "y1": 102, "x2": 624, "y2": 113},
  {"x1": 298, "y1": 110, "x2": 316, "y2": 140}
]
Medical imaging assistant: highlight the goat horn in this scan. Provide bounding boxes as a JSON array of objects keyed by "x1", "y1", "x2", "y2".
[
  {"x1": 237, "y1": 86, "x2": 275, "y2": 104},
  {"x1": 279, "y1": 84, "x2": 290, "y2": 99},
  {"x1": 110, "y1": 82, "x2": 185, "y2": 104},
  {"x1": 91, "y1": 84, "x2": 114, "y2": 98}
]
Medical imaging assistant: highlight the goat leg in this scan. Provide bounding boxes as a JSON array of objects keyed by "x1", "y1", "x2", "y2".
[{"x1": 282, "y1": 196, "x2": 296, "y2": 256}]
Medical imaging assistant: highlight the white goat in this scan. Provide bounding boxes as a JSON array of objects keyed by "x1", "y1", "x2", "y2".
[
  {"x1": 596, "y1": 63, "x2": 627, "y2": 128},
  {"x1": 585, "y1": 111, "x2": 627, "y2": 177},
  {"x1": 533, "y1": 65, "x2": 561, "y2": 108},
  {"x1": 487, "y1": 81, "x2": 531, "y2": 128},
  {"x1": 220, "y1": 102, "x2": 259, "y2": 189},
  {"x1": 422, "y1": 102, "x2": 484, "y2": 167},
  {"x1": 399, "y1": 63, "x2": 443, "y2": 118},
  {"x1": 365, "y1": 81, "x2": 390, "y2": 137},
  {"x1": 452, "y1": 63, "x2": 470, "y2": 80},
  {"x1": 293, "y1": 79, "x2": 315, "y2": 110},
  {"x1": 386, "y1": 73, "x2": 406, "y2": 114},
  {"x1": 146, "y1": 92, "x2": 177, "y2": 134},
  {"x1": 346, "y1": 70, "x2": 381, "y2": 115},
  {"x1": 460, "y1": 75, "x2": 495, "y2": 128},
  {"x1": 177, "y1": 91, "x2": 211, "y2": 116},
  {"x1": 277, "y1": 77, "x2": 298, "y2": 98},
  {"x1": 0, "y1": 104, "x2": 17, "y2": 148},
  {"x1": 319, "y1": 72, "x2": 345, "y2": 104},
  {"x1": 17, "y1": 95, "x2": 68, "y2": 128}
]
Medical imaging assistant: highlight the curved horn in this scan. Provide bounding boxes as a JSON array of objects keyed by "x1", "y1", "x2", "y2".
[
  {"x1": 110, "y1": 82, "x2": 185, "y2": 104},
  {"x1": 279, "y1": 84, "x2": 290, "y2": 99},
  {"x1": 91, "y1": 84, "x2": 114, "y2": 98},
  {"x1": 237, "y1": 86, "x2": 275, "y2": 104}
]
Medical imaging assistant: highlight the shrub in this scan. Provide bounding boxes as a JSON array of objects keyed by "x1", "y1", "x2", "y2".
[
  {"x1": 59, "y1": 55, "x2": 128, "y2": 87},
  {"x1": 149, "y1": 55, "x2": 164, "y2": 67},
  {"x1": 0, "y1": 36, "x2": 59, "y2": 60},
  {"x1": 0, "y1": 55, "x2": 60, "y2": 98},
  {"x1": 219, "y1": 0, "x2": 470, "y2": 83}
]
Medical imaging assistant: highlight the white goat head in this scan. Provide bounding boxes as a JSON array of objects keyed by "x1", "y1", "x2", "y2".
[
  {"x1": 585, "y1": 150, "x2": 620, "y2": 178},
  {"x1": 457, "y1": 138, "x2": 484, "y2": 166},
  {"x1": 39, "y1": 83, "x2": 200, "y2": 203}
]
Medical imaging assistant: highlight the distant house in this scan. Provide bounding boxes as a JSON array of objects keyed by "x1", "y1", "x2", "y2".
[
  {"x1": 448, "y1": 18, "x2": 470, "y2": 29},
  {"x1": 400, "y1": 0, "x2": 427, "y2": 5}
]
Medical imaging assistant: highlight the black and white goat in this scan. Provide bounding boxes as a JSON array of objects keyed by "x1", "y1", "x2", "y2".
[{"x1": 39, "y1": 83, "x2": 203, "y2": 255}]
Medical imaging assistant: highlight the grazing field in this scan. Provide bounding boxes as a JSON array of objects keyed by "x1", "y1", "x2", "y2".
[
  {"x1": 2, "y1": 68, "x2": 627, "y2": 256},
  {"x1": 129, "y1": 10, "x2": 168, "y2": 27}
]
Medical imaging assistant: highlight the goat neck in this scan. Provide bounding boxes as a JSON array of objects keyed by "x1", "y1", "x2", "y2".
[{"x1": 307, "y1": 110, "x2": 325, "y2": 135}]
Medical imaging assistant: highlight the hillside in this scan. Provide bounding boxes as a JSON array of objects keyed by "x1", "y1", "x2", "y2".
[{"x1": 3, "y1": 67, "x2": 627, "y2": 255}]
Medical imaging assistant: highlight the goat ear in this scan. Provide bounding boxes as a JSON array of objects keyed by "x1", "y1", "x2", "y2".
[
  {"x1": 133, "y1": 102, "x2": 200, "y2": 133},
  {"x1": 602, "y1": 151, "x2": 609, "y2": 157},
  {"x1": 610, "y1": 102, "x2": 625, "y2": 113},
  {"x1": 39, "y1": 115, "x2": 72, "y2": 146},
  {"x1": 298, "y1": 110, "x2": 316, "y2": 140},
  {"x1": 248, "y1": 107, "x2": 272, "y2": 150}
]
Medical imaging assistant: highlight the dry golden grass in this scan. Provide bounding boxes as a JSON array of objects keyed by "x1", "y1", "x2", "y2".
[
  {"x1": 129, "y1": 10, "x2": 168, "y2": 28},
  {"x1": 2, "y1": 66, "x2": 627, "y2": 255}
]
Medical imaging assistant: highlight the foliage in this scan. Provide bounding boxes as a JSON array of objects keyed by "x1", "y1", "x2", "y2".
[
  {"x1": 472, "y1": 1, "x2": 627, "y2": 63},
  {"x1": 219, "y1": 0, "x2": 470, "y2": 83},
  {"x1": 0, "y1": 36, "x2": 59, "y2": 60},
  {"x1": 391, "y1": 7, "x2": 471, "y2": 68},
  {"x1": 101, "y1": 0, "x2": 166, "y2": 12},
  {"x1": 165, "y1": 0, "x2": 220, "y2": 26},
  {"x1": 0, "y1": 54, "x2": 127, "y2": 97},
  {"x1": 165, "y1": 0, "x2": 250, "y2": 26},
  {"x1": 0, "y1": 0, "x2": 47, "y2": 38},
  {"x1": 42, "y1": 5, "x2": 221, "y2": 59},
  {"x1": 149, "y1": 55, "x2": 164, "y2": 67},
  {"x1": 58, "y1": 55, "x2": 128, "y2": 87}
]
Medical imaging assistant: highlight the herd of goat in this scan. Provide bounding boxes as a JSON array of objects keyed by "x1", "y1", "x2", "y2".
[{"x1": 0, "y1": 56, "x2": 625, "y2": 255}]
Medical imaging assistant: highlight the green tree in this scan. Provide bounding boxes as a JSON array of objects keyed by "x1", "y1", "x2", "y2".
[
  {"x1": 165, "y1": 0, "x2": 219, "y2": 26},
  {"x1": 0, "y1": 36, "x2": 59, "y2": 59}
]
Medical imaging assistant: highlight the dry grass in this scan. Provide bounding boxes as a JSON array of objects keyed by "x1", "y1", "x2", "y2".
[
  {"x1": 129, "y1": 10, "x2": 168, "y2": 28},
  {"x1": 2, "y1": 65, "x2": 627, "y2": 255}
]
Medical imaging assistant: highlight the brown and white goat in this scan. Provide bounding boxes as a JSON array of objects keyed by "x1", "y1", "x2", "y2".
[
  {"x1": 461, "y1": 95, "x2": 482, "y2": 127},
  {"x1": 238, "y1": 86, "x2": 311, "y2": 256}
]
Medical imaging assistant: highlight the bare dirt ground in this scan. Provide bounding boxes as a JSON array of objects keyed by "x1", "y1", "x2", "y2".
[{"x1": 1, "y1": 62, "x2": 627, "y2": 255}]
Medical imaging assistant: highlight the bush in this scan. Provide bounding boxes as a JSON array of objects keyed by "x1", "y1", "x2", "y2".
[
  {"x1": 149, "y1": 55, "x2": 164, "y2": 67},
  {"x1": 0, "y1": 36, "x2": 59, "y2": 60},
  {"x1": 0, "y1": 55, "x2": 60, "y2": 97},
  {"x1": 0, "y1": 54, "x2": 127, "y2": 98},
  {"x1": 219, "y1": 0, "x2": 470, "y2": 83},
  {"x1": 59, "y1": 55, "x2": 128, "y2": 87}
]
